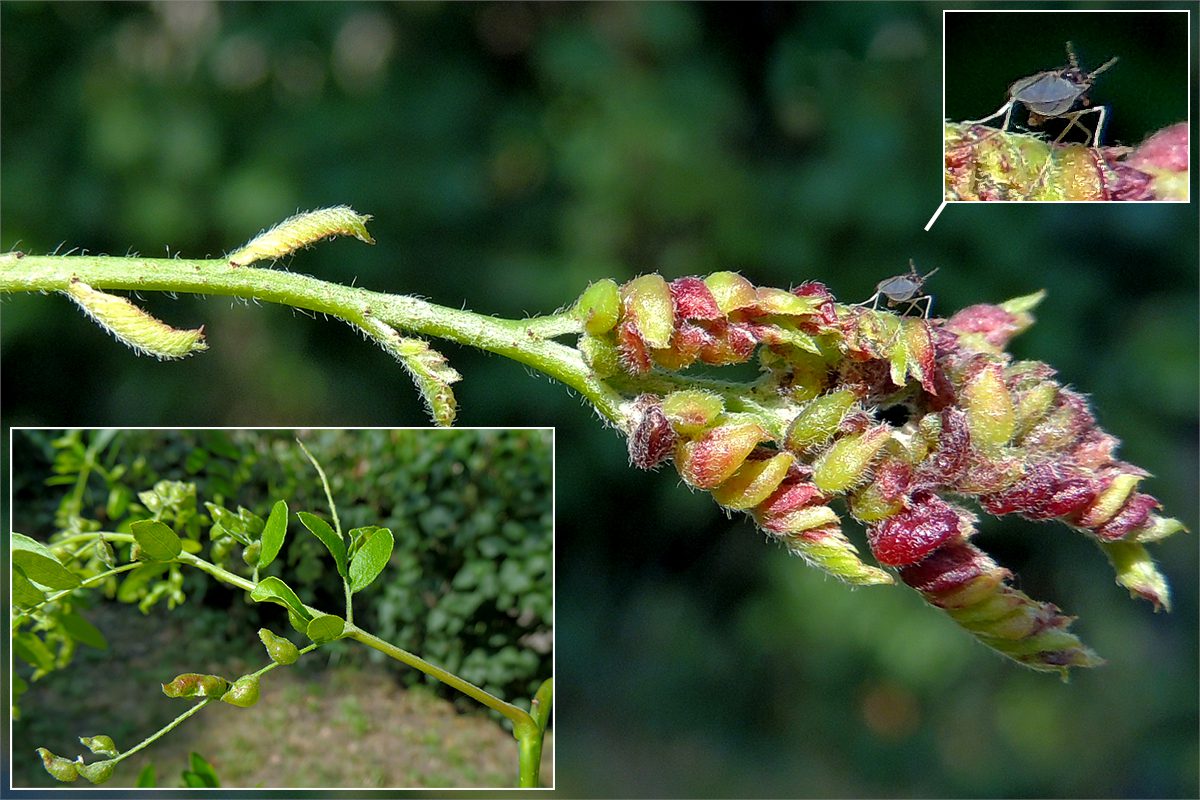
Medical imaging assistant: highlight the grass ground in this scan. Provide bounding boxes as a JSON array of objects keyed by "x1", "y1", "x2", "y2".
[{"x1": 12, "y1": 603, "x2": 552, "y2": 789}]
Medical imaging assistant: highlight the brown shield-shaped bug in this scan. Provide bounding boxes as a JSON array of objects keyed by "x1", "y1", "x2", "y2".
[
  {"x1": 857, "y1": 261, "x2": 940, "y2": 318},
  {"x1": 965, "y1": 42, "x2": 1118, "y2": 147}
]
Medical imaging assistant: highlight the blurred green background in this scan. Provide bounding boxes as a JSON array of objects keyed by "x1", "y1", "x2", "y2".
[{"x1": 2, "y1": 3, "x2": 1196, "y2": 797}]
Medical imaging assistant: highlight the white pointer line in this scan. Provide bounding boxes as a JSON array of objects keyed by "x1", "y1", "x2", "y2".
[{"x1": 924, "y1": 200, "x2": 947, "y2": 231}]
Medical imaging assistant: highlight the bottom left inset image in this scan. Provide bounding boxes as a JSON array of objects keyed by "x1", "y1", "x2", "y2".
[{"x1": 10, "y1": 428, "x2": 554, "y2": 790}]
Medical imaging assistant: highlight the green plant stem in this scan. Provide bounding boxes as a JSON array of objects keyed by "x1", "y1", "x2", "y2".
[
  {"x1": 341, "y1": 623, "x2": 530, "y2": 724},
  {"x1": 17, "y1": 561, "x2": 141, "y2": 618},
  {"x1": 296, "y1": 438, "x2": 353, "y2": 625},
  {"x1": 297, "y1": 439, "x2": 342, "y2": 537},
  {"x1": 343, "y1": 623, "x2": 547, "y2": 787},
  {"x1": 63, "y1": 433, "x2": 112, "y2": 522},
  {"x1": 109, "y1": 698, "x2": 215, "y2": 766},
  {"x1": 0, "y1": 254, "x2": 628, "y2": 425},
  {"x1": 516, "y1": 724, "x2": 545, "y2": 789}
]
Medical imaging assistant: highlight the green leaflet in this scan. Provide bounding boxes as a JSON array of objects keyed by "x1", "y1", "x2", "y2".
[
  {"x1": 162, "y1": 673, "x2": 228, "y2": 698},
  {"x1": 80, "y1": 735, "x2": 118, "y2": 757},
  {"x1": 62, "y1": 280, "x2": 208, "y2": 360},
  {"x1": 258, "y1": 627, "x2": 300, "y2": 665},
  {"x1": 306, "y1": 613, "x2": 346, "y2": 644},
  {"x1": 14, "y1": 631, "x2": 55, "y2": 673},
  {"x1": 258, "y1": 500, "x2": 289, "y2": 570},
  {"x1": 297, "y1": 511, "x2": 347, "y2": 578},
  {"x1": 355, "y1": 316, "x2": 460, "y2": 427},
  {"x1": 12, "y1": 566, "x2": 46, "y2": 607},
  {"x1": 349, "y1": 527, "x2": 394, "y2": 593},
  {"x1": 11, "y1": 532, "x2": 81, "y2": 590},
  {"x1": 249, "y1": 576, "x2": 312, "y2": 624},
  {"x1": 77, "y1": 759, "x2": 116, "y2": 784},
  {"x1": 228, "y1": 206, "x2": 374, "y2": 267},
  {"x1": 221, "y1": 675, "x2": 260, "y2": 708},
  {"x1": 183, "y1": 752, "x2": 221, "y2": 787},
  {"x1": 130, "y1": 520, "x2": 183, "y2": 561},
  {"x1": 136, "y1": 763, "x2": 156, "y2": 787},
  {"x1": 36, "y1": 748, "x2": 78, "y2": 782},
  {"x1": 60, "y1": 610, "x2": 108, "y2": 650}
]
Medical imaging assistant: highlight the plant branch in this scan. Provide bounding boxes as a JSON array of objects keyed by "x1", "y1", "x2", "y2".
[
  {"x1": 0, "y1": 253, "x2": 629, "y2": 425},
  {"x1": 341, "y1": 623, "x2": 534, "y2": 729},
  {"x1": 109, "y1": 698, "x2": 215, "y2": 766}
]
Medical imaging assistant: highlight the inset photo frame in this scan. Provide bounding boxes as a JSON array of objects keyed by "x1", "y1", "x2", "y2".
[{"x1": 943, "y1": 9, "x2": 1189, "y2": 202}]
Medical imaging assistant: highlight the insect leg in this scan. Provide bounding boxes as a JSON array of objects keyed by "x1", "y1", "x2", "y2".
[
  {"x1": 963, "y1": 101, "x2": 1012, "y2": 128},
  {"x1": 914, "y1": 294, "x2": 934, "y2": 319},
  {"x1": 854, "y1": 291, "x2": 881, "y2": 310}
]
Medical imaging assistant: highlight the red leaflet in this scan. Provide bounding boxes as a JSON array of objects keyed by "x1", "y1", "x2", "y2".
[
  {"x1": 627, "y1": 395, "x2": 676, "y2": 470},
  {"x1": 868, "y1": 491, "x2": 963, "y2": 567},
  {"x1": 670, "y1": 277, "x2": 723, "y2": 320},
  {"x1": 1095, "y1": 493, "x2": 1160, "y2": 541}
]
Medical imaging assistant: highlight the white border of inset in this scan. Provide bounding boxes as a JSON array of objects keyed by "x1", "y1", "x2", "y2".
[
  {"x1": 7, "y1": 426, "x2": 556, "y2": 792},
  {"x1": 940, "y1": 7, "x2": 1192, "y2": 206}
]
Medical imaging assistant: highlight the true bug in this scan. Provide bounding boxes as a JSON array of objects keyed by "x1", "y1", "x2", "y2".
[
  {"x1": 857, "y1": 261, "x2": 940, "y2": 318},
  {"x1": 966, "y1": 42, "x2": 1118, "y2": 147}
]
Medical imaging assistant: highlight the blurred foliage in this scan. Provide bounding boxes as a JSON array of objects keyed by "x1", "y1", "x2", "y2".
[
  {"x1": 12, "y1": 428, "x2": 553, "y2": 705},
  {"x1": 2, "y1": 4, "x2": 1196, "y2": 797}
]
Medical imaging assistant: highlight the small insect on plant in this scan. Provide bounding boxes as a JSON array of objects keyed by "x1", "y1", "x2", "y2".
[
  {"x1": 965, "y1": 42, "x2": 1119, "y2": 147},
  {"x1": 857, "y1": 261, "x2": 939, "y2": 318}
]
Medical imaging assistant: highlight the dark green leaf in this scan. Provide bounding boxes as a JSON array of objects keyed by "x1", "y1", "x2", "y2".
[
  {"x1": 187, "y1": 752, "x2": 221, "y2": 787},
  {"x1": 11, "y1": 532, "x2": 81, "y2": 589},
  {"x1": 130, "y1": 520, "x2": 182, "y2": 561},
  {"x1": 258, "y1": 500, "x2": 288, "y2": 570},
  {"x1": 249, "y1": 576, "x2": 312, "y2": 624},
  {"x1": 349, "y1": 527, "x2": 394, "y2": 593},
  {"x1": 12, "y1": 566, "x2": 46, "y2": 607},
  {"x1": 60, "y1": 610, "x2": 108, "y2": 650},
  {"x1": 14, "y1": 631, "x2": 55, "y2": 672},
  {"x1": 306, "y1": 613, "x2": 345, "y2": 644},
  {"x1": 135, "y1": 763, "x2": 156, "y2": 788},
  {"x1": 182, "y1": 771, "x2": 207, "y2": 788},
  {"x1": 297, "y1": 511, "x2": 347, "y2": 578}
]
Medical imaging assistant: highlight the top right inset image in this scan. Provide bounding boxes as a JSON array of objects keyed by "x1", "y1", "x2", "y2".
[{"x1": 944, "y1": 9, "x2": 1189, "y2": 202}]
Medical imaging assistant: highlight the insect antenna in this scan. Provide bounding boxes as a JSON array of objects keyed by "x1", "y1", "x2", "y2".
[
  {"x1": 1066, "y1": 41, "x2": 1080, "y2": 70},
  {"x1": 1089, "y1": 55, "x2": 1119, "y2": 79}
]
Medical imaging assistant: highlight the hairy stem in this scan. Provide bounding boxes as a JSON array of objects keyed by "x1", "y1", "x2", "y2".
[{"x1": 0, "y1": 254, "x2": 628, "y2": 425}]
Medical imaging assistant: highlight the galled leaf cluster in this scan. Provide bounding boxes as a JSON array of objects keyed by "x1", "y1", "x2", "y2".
[
  {"x1": 575, "y1": 272, "x2": 1184, "y2": 674},
  {"x1": 945, "y1": 121, "x2": 1189, "y2": 201}
]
